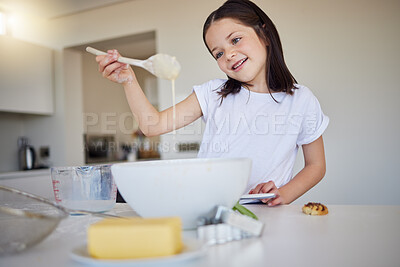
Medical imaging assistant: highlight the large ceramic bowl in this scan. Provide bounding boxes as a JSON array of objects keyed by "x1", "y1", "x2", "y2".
[{"x1": 111, "y1": 158, "x2": 251, "y2": 229}]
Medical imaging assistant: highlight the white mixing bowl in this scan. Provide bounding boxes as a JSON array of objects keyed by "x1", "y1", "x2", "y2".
[{"x1": 111, "y1": 158, "x2": 251, "y2": 229}]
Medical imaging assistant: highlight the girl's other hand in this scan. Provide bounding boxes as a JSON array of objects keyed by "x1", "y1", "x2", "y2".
[
  {"x1": 249, "y1": 181, "x2": 283, "y2": 206},
  {"x1": 96, "y1": 49, "x2": 136, "y2": 85}
]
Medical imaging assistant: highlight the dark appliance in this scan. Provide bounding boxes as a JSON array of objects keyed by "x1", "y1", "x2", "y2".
[{"x1": 84, "y1": 134, "x2": 116, "y2": 164}]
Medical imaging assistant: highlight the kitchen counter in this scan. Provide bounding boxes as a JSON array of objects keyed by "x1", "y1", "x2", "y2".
[
  {"x1": 1, "y1": 204, "x2": 399, "y2": 267},
  {"x1": 0, "y1": 169, "x2": 54, "y2": 200},
  {"x1": 0, "y1": 169, "x2": 50, "y2": 180}
]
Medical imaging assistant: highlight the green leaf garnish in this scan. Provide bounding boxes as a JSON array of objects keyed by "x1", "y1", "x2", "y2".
[{"x1": 232, "y1": 202, "x2": 258, "y2": 220}]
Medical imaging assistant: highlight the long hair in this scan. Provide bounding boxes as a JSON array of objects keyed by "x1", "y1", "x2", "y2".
[{"x1": 203, "y1": 0, "x2": 297, "y2": 101}]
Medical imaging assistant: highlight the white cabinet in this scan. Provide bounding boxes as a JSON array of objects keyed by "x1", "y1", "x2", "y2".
[{"x1": 0, "y1": 35, "x2": 53, "y2": 114}]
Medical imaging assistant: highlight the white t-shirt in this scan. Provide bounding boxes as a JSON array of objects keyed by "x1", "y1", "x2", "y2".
[{"x1": 193, "y1": 79, "x2": 329, "y2": 192}]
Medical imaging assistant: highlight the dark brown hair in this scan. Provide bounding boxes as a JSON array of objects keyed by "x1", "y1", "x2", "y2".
[{"x1": 203, "y1": 0, "x2": 297, "y2": 101}]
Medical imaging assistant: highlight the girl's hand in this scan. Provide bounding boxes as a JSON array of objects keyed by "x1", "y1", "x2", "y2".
[
  {"x1": 96, "y1": 49, "x2": 136, "y2": 85},
  {"x1": 249, "y1": 181, "x2": 284, "y2": 206}
]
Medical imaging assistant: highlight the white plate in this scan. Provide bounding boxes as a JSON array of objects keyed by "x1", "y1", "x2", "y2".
[{"x1": 70, "y1": 238, "x2": 206, "y2": 266}]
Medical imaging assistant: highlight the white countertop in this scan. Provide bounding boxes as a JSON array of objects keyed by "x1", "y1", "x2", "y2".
[
  {"x1": 0, "y1": 169, "x2": 50, "y2": 180},
  {"x1": 1, "y1": 204, "x2": 399, "y2": 267}
]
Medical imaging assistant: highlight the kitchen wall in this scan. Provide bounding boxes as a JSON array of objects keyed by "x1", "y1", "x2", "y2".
[
  {"x1": 0, "y1": 49, "x2": 84, "y2": 171},
  {"x1": 20, "y1": 49, "x2": 85, "y2": 169},
  {"x1": 2, "y1": 0, "x2": 399, "y2": 204},
  {"x1": 0, "y1": 113, "x2": 25, "y2": 171}
]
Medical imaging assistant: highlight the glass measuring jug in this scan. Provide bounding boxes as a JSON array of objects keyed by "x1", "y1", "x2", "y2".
[{"x1": 51, "y1": 165, "x2": 117, "y2": 212}]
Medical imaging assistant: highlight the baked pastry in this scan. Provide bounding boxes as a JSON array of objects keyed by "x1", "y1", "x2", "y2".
[{"x1": 302, "y1": 202, "x2": 328, "y2": 215}]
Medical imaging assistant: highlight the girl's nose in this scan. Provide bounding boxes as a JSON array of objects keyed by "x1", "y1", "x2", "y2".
[{"x1": 226, "y1": 48, "x2": 236, "y2": 60}]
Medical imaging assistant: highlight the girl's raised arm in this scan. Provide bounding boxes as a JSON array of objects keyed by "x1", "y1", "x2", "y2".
[{"x1": 96, "y1": 49, "x2": 202, "y2": 137}]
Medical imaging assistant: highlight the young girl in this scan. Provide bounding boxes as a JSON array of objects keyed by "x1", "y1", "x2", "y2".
[{"x1": 96, "y1": 0, "x2": 329, "y2": 206}]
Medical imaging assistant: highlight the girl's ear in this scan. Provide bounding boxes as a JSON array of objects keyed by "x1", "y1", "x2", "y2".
[
  {"x1": 260, "y1": 24, "x2": 269, "y2": 46},
  {"x1": 263, "y1": 36, "x2": 270, "y2": 47}
]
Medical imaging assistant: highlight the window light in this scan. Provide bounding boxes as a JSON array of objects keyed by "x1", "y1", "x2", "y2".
[{"x1": 0, "y1": 12, "x2": 6, "y2": 35}]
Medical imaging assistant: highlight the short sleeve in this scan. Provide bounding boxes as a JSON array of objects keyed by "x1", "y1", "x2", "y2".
[
  {"x1": 193, "y1": 79, "x2": 225, "y2": 122},
  {"x1": 193, "y1": 84, "x2": 209, "y2": 122},
  {"x1": 296, "y1": 92, "x2": 329, "y2": 146}
]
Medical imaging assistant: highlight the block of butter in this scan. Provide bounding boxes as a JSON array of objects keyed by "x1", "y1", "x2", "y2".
[{"x1": 88, "y1": 217, "x2": 183, "y2": 259}]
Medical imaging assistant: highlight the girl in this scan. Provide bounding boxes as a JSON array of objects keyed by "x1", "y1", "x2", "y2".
[{"x1": 96, "y1": 0, "x2": 329, "y2": 206}]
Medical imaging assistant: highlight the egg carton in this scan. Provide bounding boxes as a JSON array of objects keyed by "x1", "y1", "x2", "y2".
[{"x1": 197, "y1": 206, "x2": 264, "y2": 245}]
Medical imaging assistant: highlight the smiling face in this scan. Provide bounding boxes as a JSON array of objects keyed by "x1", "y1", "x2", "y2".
[{"x1": 205, "y1": 18, "x2": 268, "y2": 88}]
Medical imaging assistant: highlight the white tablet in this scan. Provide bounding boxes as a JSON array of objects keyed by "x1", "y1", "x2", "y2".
[
  {"x1": 239, "y1": 193, "x2": 276, "y2": 204},
  {"x1": 240, "y1": 193, "x2": 276, "y2": 200}
]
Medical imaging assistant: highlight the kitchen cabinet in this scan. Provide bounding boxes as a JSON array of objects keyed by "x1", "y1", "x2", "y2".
[{"x1": 0, "y1": 35, "x2": 53, "y2": 114}]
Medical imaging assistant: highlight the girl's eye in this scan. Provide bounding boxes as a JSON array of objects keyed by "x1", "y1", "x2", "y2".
[
  {"x1": 215, "y1": 52, "x2": 223, "y2": 59},
  {"x1": 232, "y1": 37, "x2": 241, "y2": 45}
]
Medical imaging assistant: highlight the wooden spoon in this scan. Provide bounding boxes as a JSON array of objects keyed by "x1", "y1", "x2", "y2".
[{"x1": 86, "y1": 46, "x2": 180, "y2": 80}]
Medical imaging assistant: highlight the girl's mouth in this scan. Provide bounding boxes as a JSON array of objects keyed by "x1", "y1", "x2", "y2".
[{"x1": 232, "y1": 58, "x2": 248, "y2": 71}]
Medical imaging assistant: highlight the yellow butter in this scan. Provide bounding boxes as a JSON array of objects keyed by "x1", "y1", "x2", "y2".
[{"x1": 88, "y1": 217, "x2": 183, "y2": 259}]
